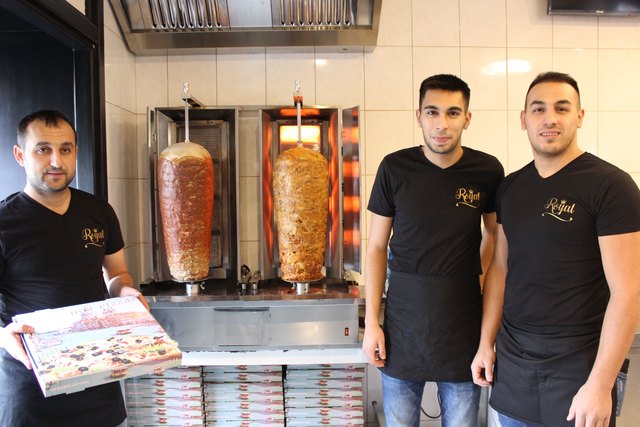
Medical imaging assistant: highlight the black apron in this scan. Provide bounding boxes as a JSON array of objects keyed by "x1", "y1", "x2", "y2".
[
  {"x1": 381, "y1": 271, "x2": 481, "y2": 382},
  {"x1": 490, "y1": 318, "x2": 616, "y2": 427}
]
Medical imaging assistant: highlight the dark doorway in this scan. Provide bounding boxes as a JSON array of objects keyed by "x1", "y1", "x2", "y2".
[{"x1": 0, "y1": 0, "x2": 105, "y2": 200}]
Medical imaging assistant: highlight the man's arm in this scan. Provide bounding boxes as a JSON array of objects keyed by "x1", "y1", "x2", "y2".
[
  {"x1": 103, "y1": 249, "x2": 150, "y2": 310},
  {"x1": 479, "y1": 212, "x2": 498, "y2": 288},
  {"x1": 567, "y1": 231, "x2": 640, "y2": 426},
  {"x1": 471, "y1": 223, "x2": 508, "y2": 386},
  {"x1": 362, "y1": 213, "x2": 393, "y2": 367}
]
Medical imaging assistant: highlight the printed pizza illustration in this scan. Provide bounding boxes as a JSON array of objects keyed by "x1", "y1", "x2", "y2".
[{"x1": 35, "y1": 330, "x2": 181, "y2": 384}]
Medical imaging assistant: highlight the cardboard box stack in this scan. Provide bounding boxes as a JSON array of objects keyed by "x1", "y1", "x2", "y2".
[
  {"x1": 284, "y1": 363, "x2": 366, "y2": 426},
  {"x1": 125, "y1": 366, "x2": 204, "y2": 426},
  {"x1": 203, "y1": 365, "x2": 285, "y2": 426}
]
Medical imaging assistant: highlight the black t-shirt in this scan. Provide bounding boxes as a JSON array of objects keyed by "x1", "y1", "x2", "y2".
[
  {"x1": 491, "y1": 153, "x2": 640, "y2": 425},
  {"x1": 368, "y1": 146, "x2": 504, "y2": 381},
  {"x1": 368, "y1": 146, "x2": 504, "y2": 277},
  {"x1": 498, "y1": 153, "x2": 640, "y2": 330},
  {"x1": 0, "y1": 188, "x2": 126, "y2": 427}
]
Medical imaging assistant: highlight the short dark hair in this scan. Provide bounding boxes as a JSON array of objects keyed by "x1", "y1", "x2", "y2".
[
  {"x1": 419, "y1": 74, "x2": 471, "y2": 110},
  {"x1": 17, "y1": 110, "x2": 77, "y2": 147},
  {"x1": 525, "y1": 71, "x2": 581, "y2": 108}
]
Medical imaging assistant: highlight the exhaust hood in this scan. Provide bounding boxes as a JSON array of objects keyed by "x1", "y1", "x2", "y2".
[{"x1": 109, "y1": 0, "x2": 382, "y2": 54}]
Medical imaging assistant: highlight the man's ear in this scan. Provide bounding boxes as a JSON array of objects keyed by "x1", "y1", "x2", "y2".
[{"x1": 13, "y1": 144, "x2": 25, "y2": 167}]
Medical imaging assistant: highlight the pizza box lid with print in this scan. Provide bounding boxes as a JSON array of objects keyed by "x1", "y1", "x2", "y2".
[{"x1": 13, "y1": 296, "x2": 182, "y2": 397}]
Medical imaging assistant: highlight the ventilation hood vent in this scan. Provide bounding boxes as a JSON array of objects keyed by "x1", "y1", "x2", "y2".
[{"x1": 109, "y1": 0, "x2": 382, "y2": 54}]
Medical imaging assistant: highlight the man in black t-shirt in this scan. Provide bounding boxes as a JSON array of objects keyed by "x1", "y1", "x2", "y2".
[
  {"x1": 472, "y1": 72, "x2": 640, "y2": 427},
  {"x1": 363, "y1": 74, "x2": 504, "y2": 427},
  {"x1": 0, "y1": 110, "x2": 148, "y2": 427}
]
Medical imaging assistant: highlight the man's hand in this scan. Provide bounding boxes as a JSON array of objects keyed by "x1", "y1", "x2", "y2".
[
  {"x1": 0, "y1": 323, "x2": 34, "y2": 369},
  {"x1": 471, "y1": 345, "x2": 495, "y2": 387},
  {"x1": 118, "y1": 286, "x2": 150, "y2": 311},
  {"x1": 566, "y1": 381, "x2": 612, "y2": 427},
  {"x1": 362, "y1": 323, "x2": 386, "y2": 368}
]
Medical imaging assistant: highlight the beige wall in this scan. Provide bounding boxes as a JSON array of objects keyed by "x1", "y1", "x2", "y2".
[{"x1": 102, "y1": 0, "x2": 640, "y2": 286}]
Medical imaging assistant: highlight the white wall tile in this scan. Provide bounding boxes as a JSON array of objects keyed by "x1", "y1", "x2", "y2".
[
  {"x1": 412, "y1": 0, "x2": 460, "y2": 47},
  {"x1": 103, "y1": 0, "x2": 119, "y2": 36},
  {"x1": 121, "y1": 44, "x2": 137, "y2": 113},
  {"x1": 136, "y1": 113, "x2": 150, "y2": 180},
  {"x1": 136, "y1": 55, "x2": 168, "y2": 114},
  {"x1": 461, "y1": 47, "x2": 508, "y2": 111},
  {"x1": 168, "y1": 54, "x2": 217, "y2": 107},
  {"x1": 506, "y1": 48, "x2": 553, "y2": 110},
  {"x1": 315, "y1": 50, "x2": 365, "y2": 108},
  {"x1": 463, "y1": 110, "x2": 508, "y2": 168},
  {"x1": 598, "y1": 112, "x2": 640, "y2": 173},
  {"x1": 105, "y1": 104, "x2": 138, "y2": 179},
  {"x1": 506, "y1": 110, "x2": 533, "y2": 173},
  {"x1": 552, "y1": 15, "x2": 598, "y2": 48},
  {"x1": 217, "y1": 49, "x2": 266, "y2": 105},
  {"x1": 107, "y1": 177, "x2": 141, "y2": 250},
  {"x1": 506, "y1": 0, "x2": 552, "y2": 47},
  {"x1": 578, "y1": 111, "x2": 598, "y2": 157},
  {"x1": 265, "y1": 48, "x2": 316, "y2": 106},
  {"x1": 104, "y1": 28, "x2": 123, "y2": 107},
  {"x1": 552, "y1": 48, "x2": 598, "y2": 112},
  {"x1": 598, "y1": 49, "x2": 640, "y2": 111},
  {"x1": 460, "y1": 0, "x2": 506, "y2": 47},
  {"x1": 364, "y1": 47, "x2": 413, "y2": 110},
  {"x1": 363, "y1": 175, "x2": 377, "y2": 240},
  {"x1": 599, "y1": 16, "x2": 640, "y2": 49},
  {"x1": 376, "y1": 0, "x2": 413, "y2": 46},
  {"x1": 412, "y1": 47, "x2": 461, "y2": 110},
  {"x1": 364, "y1": 110, "x2": 415, "y2": 176}
]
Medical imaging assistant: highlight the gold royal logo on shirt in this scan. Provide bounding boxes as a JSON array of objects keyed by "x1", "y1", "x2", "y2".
[
  {"x1": 82, "y1": 228, "x2": 105, "y2": 248},
  {"x1": 542, "y1": 198, "x2": 575, "y2": 222},
  {"x1": 455, "y1": 187, "x2": 481, "y2": 208}
]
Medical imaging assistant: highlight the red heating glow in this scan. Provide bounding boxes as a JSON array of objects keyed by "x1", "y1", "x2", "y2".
[
  {"x1": 342, "y1": 161, "x2": 360, "y2": 179},
  {"x1": 343, "y1": 229, "x2": 361, "y2": 248},
  {"x1": 262, "y1": 125, "x2": 274, "y2": 260},
  {"x1": 329, "y1": 118, "x2": 340, "y2": 259},
  {"x1": 343, "y1": 196, "x2": 360, "y2": 213}
]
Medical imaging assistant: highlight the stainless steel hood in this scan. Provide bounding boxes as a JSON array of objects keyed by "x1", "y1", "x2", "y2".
[{"x1": 109, "y1": 0, "x2": 382, "y2": 54}]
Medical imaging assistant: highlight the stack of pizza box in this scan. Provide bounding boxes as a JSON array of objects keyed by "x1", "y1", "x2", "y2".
[
  {"x1": 203, "y1": 365, "x2": 285, "y2": 426},
  {"x1": 284, "y1": 363, "x2": 366, "y2": 427},
  {"x1": 125, "y1": 366, "x2": 204, "y2": 426}
]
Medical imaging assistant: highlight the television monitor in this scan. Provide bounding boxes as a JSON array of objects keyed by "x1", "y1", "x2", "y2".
[{"x1": 548, "y1": 0, "x2": 640, "y2": 15}]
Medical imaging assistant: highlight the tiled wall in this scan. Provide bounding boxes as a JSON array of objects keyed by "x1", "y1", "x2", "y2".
[{"x1": 102, "y1": 0, "x2": 640, "y2": 286}]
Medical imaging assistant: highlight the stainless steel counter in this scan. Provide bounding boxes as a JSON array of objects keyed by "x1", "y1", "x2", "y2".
[{"x1": 141, "y1": 280, "x2": 364, "y2": 352}]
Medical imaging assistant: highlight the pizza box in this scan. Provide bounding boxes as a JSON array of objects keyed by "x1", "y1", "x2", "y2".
[{"x1": 13, "y1": 296, "x2": 182, "y2": 397}]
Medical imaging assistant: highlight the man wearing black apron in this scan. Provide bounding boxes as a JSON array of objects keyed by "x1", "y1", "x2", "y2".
[
  {"x1": 363, "y1": 74, "x2": 504, "y2": 426},
  {"x1": 471, "y1": 72, "x2": 640, "y2": 427}
]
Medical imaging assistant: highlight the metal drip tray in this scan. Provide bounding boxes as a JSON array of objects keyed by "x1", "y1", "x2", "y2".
[{"x1": 140, "y1": 279, "x2": 363, "y2": 351}]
